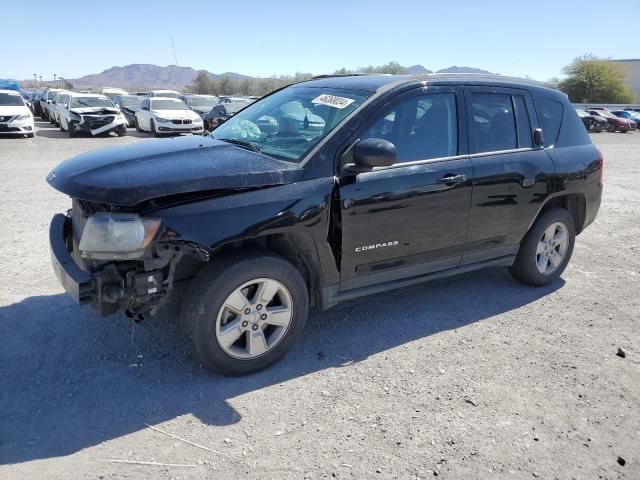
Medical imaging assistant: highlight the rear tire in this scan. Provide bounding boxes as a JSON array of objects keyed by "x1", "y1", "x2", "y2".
[
  {"x1": 180, "y1": 252, "x2": 309, "y2": 376},
  {"x1": 509, "y1": 208, "x2": 576, "y2": 286}
]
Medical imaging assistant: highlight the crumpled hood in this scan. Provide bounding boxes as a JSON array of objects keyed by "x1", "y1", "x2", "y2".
[
  {"x1": 46, "y1": 135, "x2": 302, "y2": 206},
  {"x1": 70, "y1": 106, "x2": 121, "y2": 116}
]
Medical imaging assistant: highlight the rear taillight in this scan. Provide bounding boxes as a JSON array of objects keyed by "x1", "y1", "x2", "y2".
[{"x1": 596, "y1": 147, "x2": 604, "y2": 183}]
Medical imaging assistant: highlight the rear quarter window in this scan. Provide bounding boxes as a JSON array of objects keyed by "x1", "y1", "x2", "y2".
[{"x1": 533, "y1": 98, "x2": 563, "y2": 147}]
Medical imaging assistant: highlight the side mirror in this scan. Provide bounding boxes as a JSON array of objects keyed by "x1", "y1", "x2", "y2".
[
  {"x1": 533, "y1": 128, "x2": 544, "y2": 148},
  {"x1": 348, "y1": 138, "x2": 397, "y2": 174}
]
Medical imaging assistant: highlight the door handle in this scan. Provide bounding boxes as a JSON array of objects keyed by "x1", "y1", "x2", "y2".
[{"x1": 439, "y1": 174, "x2": 467, "y2": 185}]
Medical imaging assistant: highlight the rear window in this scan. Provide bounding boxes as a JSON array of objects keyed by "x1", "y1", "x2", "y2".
[{"x1": 533, "y1": 98, "x2": 563, "y2": 147}]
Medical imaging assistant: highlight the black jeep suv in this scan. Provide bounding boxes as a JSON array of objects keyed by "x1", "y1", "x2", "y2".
[{"x1": 48, "y1": 74, "x2": 603, "y2": 375}]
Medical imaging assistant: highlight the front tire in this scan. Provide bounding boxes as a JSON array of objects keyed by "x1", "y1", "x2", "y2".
[
  {"x1": 116, "y1": 125, "x2": 127, "y2": 137},
  {"x1": 510, "y1": 208, "x2": 576, "y2": 286},
  {"x1": 180, "y1": 252, "x2": 309, "y2": 376},
  {"x1": 151, "y1": 119, "x2": 160, "y2": 137}
]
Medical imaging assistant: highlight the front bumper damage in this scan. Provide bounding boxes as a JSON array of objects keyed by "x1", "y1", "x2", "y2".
[
  {"x1": 49, "y1": 213, "x2": 209, "y2": 318},
  {"x1": 69, "y1": 108, "x2": 128, "y2": 136}
]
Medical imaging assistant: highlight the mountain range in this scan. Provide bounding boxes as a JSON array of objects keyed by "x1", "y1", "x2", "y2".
[{"x1": 67, "y1": 63, "x2": 492, "y2": 90}]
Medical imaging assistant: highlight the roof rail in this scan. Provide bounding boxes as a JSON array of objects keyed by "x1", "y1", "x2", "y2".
[{"x1": 310, "y1": 73, "x2": 390, "y2": 79}]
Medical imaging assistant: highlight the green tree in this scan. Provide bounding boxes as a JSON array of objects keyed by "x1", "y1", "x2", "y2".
[
  {"x1": 190, "y1": 70, "x2": 214, "y2": 94},
  {"x1": 216, "y1": 75, "x2": 236, "y2": 95},
  {"x1": 238, "y1": 78, "x2": 253, "y2": 95},
  {"x1": 558, "y1": 55, "x2": 635, "y2": 103},
  {"x1": 333, "y1": 61, "x2": 408, "y2": 75}
]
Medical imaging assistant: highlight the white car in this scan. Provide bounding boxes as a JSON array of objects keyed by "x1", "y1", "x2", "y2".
[
  {"x1": 135, "y1": 97, "x2": 204, "y2": 136},
  {"x1": 40, "y1": 88, "x2": 64, "y2": 121},
  {"x1": 147, "y1": 89, "x2": 181, "y2": 98},
  {"x1": 59, "y1": 93, "x2": 128, "y2": 137},
  {"x1": 0, "y1": 89, "x2": 35, "y2": 138},
  {"x1": 49, "y1": 91, "x2": 71, "y2": 126}
]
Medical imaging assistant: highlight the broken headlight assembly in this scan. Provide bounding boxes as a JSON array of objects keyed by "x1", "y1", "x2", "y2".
[{"x1": 78, "y1": 213, "x2": 162, "y2": 260}]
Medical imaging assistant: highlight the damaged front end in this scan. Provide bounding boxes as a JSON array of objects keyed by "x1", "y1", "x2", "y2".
[
  {"x1": 50, "y1": 199, "x2": 209, "y2": 319},
  {"x1": 69, "y1": 107, "x2": 128, "y2": 136}
]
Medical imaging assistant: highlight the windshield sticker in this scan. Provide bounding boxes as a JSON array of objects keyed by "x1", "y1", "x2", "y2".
[{"x1": 312, "y1": 94, "x2": 355, "y2": 109}]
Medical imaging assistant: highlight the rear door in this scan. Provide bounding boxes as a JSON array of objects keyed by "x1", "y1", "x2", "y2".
[
  {"x1": 338, "y1": 86, "x2": 473, "y2": 291},
  {"x1": 462, "y1": 86, "x2": 554, "y2": 264}
]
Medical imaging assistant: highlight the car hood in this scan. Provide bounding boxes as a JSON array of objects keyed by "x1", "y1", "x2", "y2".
[
  {"x1": 46, "y1": 135, "x2": 302, "y2": 206},
  {"x1": 70, "y1": 106, "x2": 121, "y2": 116},
  {"x1": 0, "y1": 105, "x2": 30, "y2": 117},
  {"x1": 152, "y1": 109, "x2": 200, "y2": 120}
]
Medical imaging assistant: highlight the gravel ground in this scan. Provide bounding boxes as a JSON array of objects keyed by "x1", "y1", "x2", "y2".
[{"x1": 0, "y1": 121, "x2": 638, "y2": 479}]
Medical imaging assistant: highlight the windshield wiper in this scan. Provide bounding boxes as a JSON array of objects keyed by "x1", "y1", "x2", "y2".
[{"x1": 218, "y1": 138, "x2": 262, "y2": 153}]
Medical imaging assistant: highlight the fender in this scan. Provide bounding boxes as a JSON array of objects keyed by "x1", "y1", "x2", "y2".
[{"x1": 152, "y1": 177, "x2": 340, "y2": 289}]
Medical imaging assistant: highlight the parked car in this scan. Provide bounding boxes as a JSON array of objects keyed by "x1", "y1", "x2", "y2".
[
  {"x1": 58, "y1": 93, "x2": 128, "y2": 137},
  {"x1": 40, "y1": 88, "x2": 63, "y2": 121},
  {"x1": 588, "y1": 108, "x2": 632, "y2": 132},
  {"x1": 112, "y1": 95, "x2": 144, "y2": 127},
  {"x1": 99, "y1": 87, "x2": 128, "y2": 99},
  {"x1": 47, "y1": 74, "x2": 603, "y2": 375},
  {"x1": 612, "y1": 110, "x2": 640, "y2": 128},
  {"x1": 202, "y1": 102, "x2": 246, "y2": 130},
  {"x1": 50, "y1": 91, "x2": 71, "y2": 126},
  {"x1": 147, "y1": 89, "x2": 181, "y2": 98},
  {"x1": 218, "y1": 96, "x2": 252, "y2": 104},
  {"x1": 134, "y1": 97, "x2": 204, "y2": 136},
  {"x1": 31, "y1": 91, "x2": 44, "y2": 117},
  {"x1": 0, "y1": 89, "x2": 34, "y2": 138},
  {"x1": 576, "y1": 108, "x2": 605, "y2": 132},
  {"x1": 179, "y1": 94, "x2": 219, "y2": 118}
]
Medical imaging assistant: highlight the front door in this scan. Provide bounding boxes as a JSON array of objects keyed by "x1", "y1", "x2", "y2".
[{"x1": 338, "y1": 86, "x2": 472, "y2": 291}]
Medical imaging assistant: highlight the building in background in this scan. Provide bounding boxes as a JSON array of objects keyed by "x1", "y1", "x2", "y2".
[{"x1": 612, "y1": 59, "x2": 640, "y2": 102}]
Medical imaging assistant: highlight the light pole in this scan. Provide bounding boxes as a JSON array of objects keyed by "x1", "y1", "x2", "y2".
[
  {"x1": 33, "y1": 73, "x2": 37, "y2": 88},
  {"x1": 39, "y1": 75, "x2": 42, "y2": 87}
]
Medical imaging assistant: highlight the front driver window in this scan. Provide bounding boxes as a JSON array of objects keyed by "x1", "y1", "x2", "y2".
[{"x1": 362, "y1": 93, "x2": 458, "y2": 163}]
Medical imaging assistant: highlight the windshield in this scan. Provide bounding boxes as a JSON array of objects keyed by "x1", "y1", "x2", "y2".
[
  {"x1": 151, "y1": 99, "x2": 188, "y2": 110},
  {"x1": 187, "y1": 96, "x2": 217, "y2": 108},
  {"x1": 120, "y1": 96, "x2": 143, "y2": 109},
  {"x1": 211, "y1": 86, "x2": 371, "y2": 163},
  {"x1": 0, "y1": 92, "x2": 25, "y2": 106},
  {"x1": 71, "y1": 96, "x2": 114, "y2": 108},
  {"x1": 151, "y1": 91, "x2": 181, "y2": 98}
]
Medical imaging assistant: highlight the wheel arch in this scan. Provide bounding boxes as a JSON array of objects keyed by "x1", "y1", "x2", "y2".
[{"x1": 530, "y1": 193, "x2": 587, "y2": 234}]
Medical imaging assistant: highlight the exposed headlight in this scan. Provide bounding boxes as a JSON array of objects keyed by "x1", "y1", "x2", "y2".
[
  {"x1": 155, "y1": 117, "x2": 170, "y2": 123},
  {"x1": 15, "y1": 114, "x2": 32, "y2": 121},
  {"x1": 79, "y1": 213, "x2": 162, "y2": 260},
  {"x1": 192, "y1": 117, "x2": 203, "y2": 123}
]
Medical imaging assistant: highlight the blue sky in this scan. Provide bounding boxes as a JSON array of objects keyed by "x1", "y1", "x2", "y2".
[{"x1": 3, "y1": 0, "x2": 638, "y2": 82}]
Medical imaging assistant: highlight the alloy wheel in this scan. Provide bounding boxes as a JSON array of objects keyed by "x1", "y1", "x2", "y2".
[
  {"x1": 536, "y1": 222, "x2": 569, "y2": 275},
  {"x1": 215, "y1": 278, "x2": 293, "y2": 359}
]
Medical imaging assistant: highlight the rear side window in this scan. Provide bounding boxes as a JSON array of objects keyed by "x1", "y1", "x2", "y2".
[
  {"x1": 470, "y1": 93, "x2": 517, "y2": 153},
  {"x1": 533, "y1": 98, "x2": 563, "y2": 147}
]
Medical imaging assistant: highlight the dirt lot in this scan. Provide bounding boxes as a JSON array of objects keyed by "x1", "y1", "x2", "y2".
[{"x1": 0, "y1": 121, "x2": 638, "y2": 479}]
